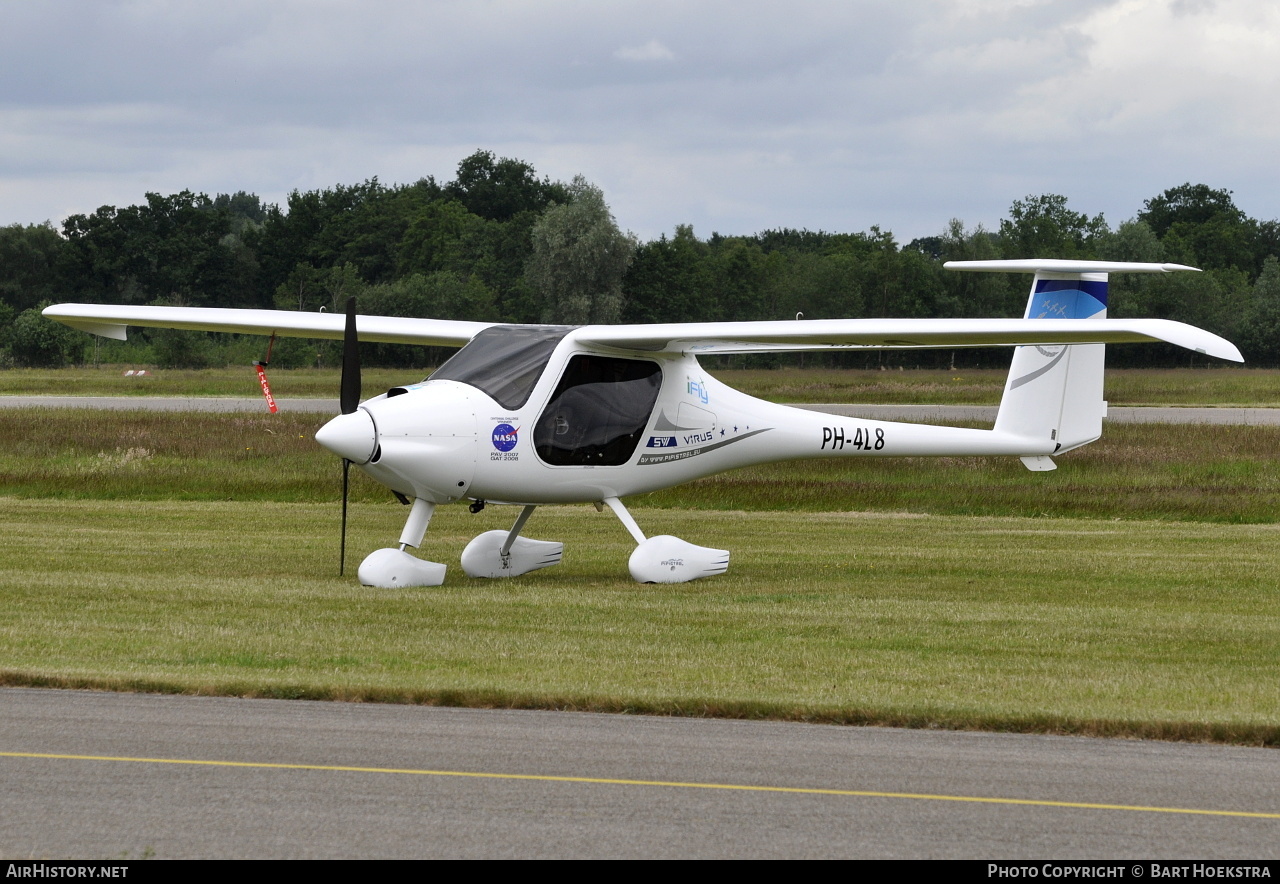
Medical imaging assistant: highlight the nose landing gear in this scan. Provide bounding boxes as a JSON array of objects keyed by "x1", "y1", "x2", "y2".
[{"x1": 358, "y1": 497, "x2": 448, "y2": 588}]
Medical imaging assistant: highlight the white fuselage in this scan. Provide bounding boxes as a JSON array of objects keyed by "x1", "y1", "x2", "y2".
[{"x1": 347, "y1": 339, "x2": 1056, "y2": 507}]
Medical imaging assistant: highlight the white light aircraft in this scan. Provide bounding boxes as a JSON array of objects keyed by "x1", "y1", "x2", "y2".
[{"x1": 45, "y1": 259, "x2": 1242, "y2": 587}]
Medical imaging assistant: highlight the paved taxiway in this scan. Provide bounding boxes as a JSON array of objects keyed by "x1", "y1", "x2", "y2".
[
  {"x1": 3, "y1": 395, "x2": 1279, "y2": 425},
  {"x1": 1, "y1": 688, "x2": 1277, "y2": 859}
]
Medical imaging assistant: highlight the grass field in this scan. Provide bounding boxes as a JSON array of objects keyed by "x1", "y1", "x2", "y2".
[
  {"x1": 4, "y1": 409, "x2": 1278, "y2": 522},
  {"x1": 2, "y1": 499, "x2": 1278, "y2": 743},
  {"x1": 1, "y1": 401, "x2": 1278, "y2": 744},
  {"x1": 4, "y1": 365, "x2": 1280, "y2": 406}
]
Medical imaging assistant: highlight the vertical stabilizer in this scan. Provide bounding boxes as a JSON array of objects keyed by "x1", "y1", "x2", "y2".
[
  {"x1": 945, "y1": 260, "x2": 1202, "y2": 464},
  {"x1": 993, "y1": 271, "x2": 1105, "y2": 455},
  {"x1": 993, "y1": 271, "x2": 1108, "y2": 455}
]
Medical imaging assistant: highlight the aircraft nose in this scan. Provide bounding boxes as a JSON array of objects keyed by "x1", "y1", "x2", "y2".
[{"x1": 315, "y1": 409, "x2": 378, "y2": 464}]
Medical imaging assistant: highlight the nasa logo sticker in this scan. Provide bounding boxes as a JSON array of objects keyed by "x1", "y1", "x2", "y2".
[{"x1": 492, "y1": 423, "x2": 519, "y2": 452}]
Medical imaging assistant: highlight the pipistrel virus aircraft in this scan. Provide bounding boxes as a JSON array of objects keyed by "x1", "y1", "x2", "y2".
[{"x1": 46, "y1": 260, "x2": 1242, "y2": 587}]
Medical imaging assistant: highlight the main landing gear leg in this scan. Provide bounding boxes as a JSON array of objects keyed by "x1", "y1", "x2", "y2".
[
  {"x1": 358, "y1": 497, "x2": 448, "y2": 588},
  {"x1": 461, "y1": 504, "x2": 564, "y2": 578},
  {"x1": 602, "y1": 497, "x2": 729, "y2": 584}
]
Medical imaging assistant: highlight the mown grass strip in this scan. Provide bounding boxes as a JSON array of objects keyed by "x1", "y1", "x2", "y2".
[
  {"x1": 3, "y1": 408, "x2": 1279, "y2": 522},
  {"x1": 3, "y1": 500, "x2": 1277, "y2": 744},
  {"x1": 5, "y1": 366, "x2": 1280, "y2": 405}
]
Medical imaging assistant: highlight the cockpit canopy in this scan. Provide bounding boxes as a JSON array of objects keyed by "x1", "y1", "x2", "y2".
[
  {"x1": 428, "y1": 325, "x2": 664, "y2": 468},
  {"x1": 428, "y1": 325, "x2": 574, "y2": 410}
]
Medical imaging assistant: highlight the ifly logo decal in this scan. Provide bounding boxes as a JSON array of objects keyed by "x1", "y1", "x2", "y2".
[
  {"x1": 647, "y1": 436, "x2": 678, "y2": 447},
  {"x1": 492, "y1": 424, "x2": 520, "y2": 451},
  {"x1": 687, "y1": 378, "x2": 709, "y2": 404}
]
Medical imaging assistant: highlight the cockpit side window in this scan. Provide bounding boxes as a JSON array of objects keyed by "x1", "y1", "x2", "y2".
[
  {"x1": 534, "y1": 355, "x2": 663, "y2": 466},
  {"x1": 428, "y1": 325, "x2": 573, "y2": 410}
]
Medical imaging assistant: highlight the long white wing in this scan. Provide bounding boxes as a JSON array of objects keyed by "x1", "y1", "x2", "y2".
[
  {"x1": 44, "y1": 303, "x2": 1244, "y2": 363},
  {"x1": 573, "y1": 318, "x2": 1243, "y2": 362},
  {"x1": 42, "y1": 304, "x2": 493, "y2": 347}
]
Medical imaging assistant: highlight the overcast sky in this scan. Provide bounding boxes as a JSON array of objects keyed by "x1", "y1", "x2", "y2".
[{"x1": 2, "y1": 0, "x2": 1276, "y2": 243}]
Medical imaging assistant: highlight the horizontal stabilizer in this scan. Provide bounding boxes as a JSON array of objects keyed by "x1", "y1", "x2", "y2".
[{"x1": 944, "y1": 260, "x2": 1200, "y2": 275}]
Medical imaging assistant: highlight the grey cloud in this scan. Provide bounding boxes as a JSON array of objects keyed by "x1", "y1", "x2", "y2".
[{"x1": 0, "y1": 0, "x2": 1275, "y2": 243}]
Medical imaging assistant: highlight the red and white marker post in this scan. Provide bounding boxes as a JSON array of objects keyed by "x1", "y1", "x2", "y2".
[{"x1": 254, "y1": 333, "x2": 279, "y2": 413}]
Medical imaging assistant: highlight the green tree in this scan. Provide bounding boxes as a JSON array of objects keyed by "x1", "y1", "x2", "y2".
[
  {"x1": 762, "y1": 250, "x2": 865, "y2": 322},
  {"x1": 273, "y1": 263, "x2": 329, "y2": 312},
  {"x1": 1137, "y1": 184, "x2": 1257, "y2": 273},
  {"x1": 1160, "y1": 215, "x2": 1256, "y2": 273},
  {"x1": 396, "y1": 200, "x2": 478, "y2": 276},
  {"x1": 355, "y1": 272, "x2": 499, "y2": 368},
  {"x1": 272, "y1": 261, "x2": 365, "y2": 314},
  {"x1": 939, "y1": 219, "x2": 1015, "y2": 318},
  {"x1": 621, "y1": 224, "x2": 708, "y2": 324},
  {"x1": 1095, "y1": 219, "x2": 1163, "y2": 264},
  {"x1": 1241, "y1": 255, "x2": 1280, "y2": 364},
  {"x1": 318, "y1": 263, "x2": 365, "y2": 313},
  {"x1": 0, "y1": 223, "x2": 70, "y2": 312},
  {"x1": 445, "y1": 150, "x2": 569, "y2": 222},
  {"x1": 252, "y1": 179, "x2": 390, "y2": 294},
  {"x1": 10, "y1": 304, "x2": 83, "y2": 367},
  {"x1": 150, "y1": 327, "x2": 215, "y2": 369},
  {"x1": 1092, "y1": 219, "x2": 1165, "y2": 317},
  {"x1": 213, "y1": 191, "x2": 268, "y2": 230},
  {"x1": 0, "y1": 301, "x2": 15, "y2": 360},
  {"x1": 1138, "y1": 183, "x2": 1241, "y2": 238},
  {"x1": 361, "y1": 271, "x2": 498, "y2": 322},
  {"x1": 998, "y1": 194, "x2": 1107, "y2": 259},
  {"x1": 61, "y1": 191, "x2": 245, "y2": 307},
  {"x1": 525, "y1": 176, "x2": 635, "y2": 324},
  {"x1": 699, "y1": 237, "x2": 767, "y2": 322}
]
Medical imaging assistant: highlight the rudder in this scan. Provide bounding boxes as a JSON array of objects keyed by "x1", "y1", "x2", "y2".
[{"x1": 993, "y1": 271, "x2": 1108, "y2": 457}]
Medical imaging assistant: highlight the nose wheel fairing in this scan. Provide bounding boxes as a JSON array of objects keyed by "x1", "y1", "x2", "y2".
[{"x1": 359, "y1": 548, "x2": 447, "y2": 588}]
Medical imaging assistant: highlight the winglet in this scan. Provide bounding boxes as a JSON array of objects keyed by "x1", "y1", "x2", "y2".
[{"x1": 41, "y1": 306, "x2": 128, "y2": 340}]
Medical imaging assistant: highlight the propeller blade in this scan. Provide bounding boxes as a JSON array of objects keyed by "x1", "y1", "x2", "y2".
[
  {"x1": 338, "y1": 298, "x2": 361, "y2": 576},
  {"x1": 340, "y1": 296, "x2": 361, "y2": 415},
  {"x1": 340, "y1": 458, "x2": 350, "y2": 576}
]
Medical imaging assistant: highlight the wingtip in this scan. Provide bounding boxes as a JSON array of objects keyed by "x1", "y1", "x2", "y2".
[{"x1": 42, "y1": 304, "x2": 129, "y2": 341}]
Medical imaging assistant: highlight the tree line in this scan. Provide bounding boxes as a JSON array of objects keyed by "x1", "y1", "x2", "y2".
[{"x1": 2, "y1": 150, "x2": 1278, "y2": 369}]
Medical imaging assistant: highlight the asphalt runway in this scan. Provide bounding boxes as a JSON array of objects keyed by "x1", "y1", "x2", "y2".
[
  {"x1": 1, "y1": 688, "x2": 1277, "y2": 859},
  {"x1": 3, "y1": 395, "x2": 1280, "y2": 424}
]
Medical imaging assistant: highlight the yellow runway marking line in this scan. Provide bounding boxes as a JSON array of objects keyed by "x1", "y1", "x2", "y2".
[{"x1": 3, "y1": 750, "x2": 1278, "y2": 820}]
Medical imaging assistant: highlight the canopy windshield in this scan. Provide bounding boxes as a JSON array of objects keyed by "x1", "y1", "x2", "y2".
[{"x1": 428, "y1": 325, "x2": 573, "y2": 410}]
